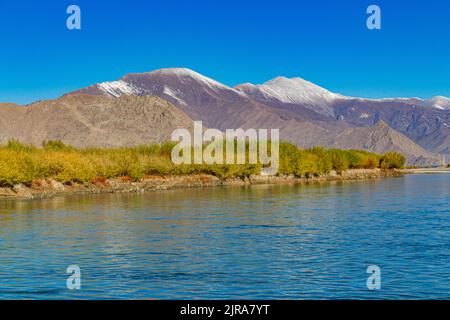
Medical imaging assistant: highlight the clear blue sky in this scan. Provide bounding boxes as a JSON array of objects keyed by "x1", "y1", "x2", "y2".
[{"x1": 0, "y1": 0, "x2": 449, "y2": 104}]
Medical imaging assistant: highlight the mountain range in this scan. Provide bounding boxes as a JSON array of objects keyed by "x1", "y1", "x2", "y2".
[{"x1": 1, "y1": 67, "x2": 449, "y2": 166}]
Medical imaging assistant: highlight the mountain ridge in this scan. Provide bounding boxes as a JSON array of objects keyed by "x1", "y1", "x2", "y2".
[
  {"x1": 69, "y1": 67, "x2": 449, "y2": 111},
  {"x1": 1, "y1": 67, "x2": 448, "y2": 165}
]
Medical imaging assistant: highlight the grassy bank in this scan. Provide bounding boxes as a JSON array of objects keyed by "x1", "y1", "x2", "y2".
[{"x1": 0, "y1": 140, "x2": 405, "y2": 187}]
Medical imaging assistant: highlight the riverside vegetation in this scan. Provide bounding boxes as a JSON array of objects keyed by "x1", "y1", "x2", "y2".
[{"x1": 0, "y1": 140, "x2": 405, "y2": 187}]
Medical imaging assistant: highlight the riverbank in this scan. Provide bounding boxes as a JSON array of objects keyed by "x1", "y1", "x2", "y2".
[
  {"x1": 399, "y1": 168, "x2": 450, "y2": 174},
  {"x1": 0, "y1": 169, "x2": 402, "y2": 200}
]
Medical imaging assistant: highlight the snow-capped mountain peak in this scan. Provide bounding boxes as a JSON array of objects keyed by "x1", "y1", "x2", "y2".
[
  {"x1": 425, "y1": 96, "x2": 450, "y2": 110},
  {"x1": 236, "y1": 76, "x2": 345, "y2": 117},
  {"x1": 84, "y1": 68, "x2": 246, "y2": 104},
  {"x1": 262, "y1": 76, "x2": 342, "y2": 104},
  {"x1": 146, "y1": 67, "x2": 231, "y2": 91}
]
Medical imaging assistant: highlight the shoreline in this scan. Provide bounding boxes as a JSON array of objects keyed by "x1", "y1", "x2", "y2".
[
  {"x1": 399, "y1": 168, "x2": 450, "y2": 174},
  {"x1": 0, "y1": 169, "x2": 403, "y2": 200}
]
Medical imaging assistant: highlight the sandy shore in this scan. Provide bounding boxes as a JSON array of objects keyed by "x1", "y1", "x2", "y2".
[{"x1": 0, "y1": 169, "x2": 403, "y2": 200}]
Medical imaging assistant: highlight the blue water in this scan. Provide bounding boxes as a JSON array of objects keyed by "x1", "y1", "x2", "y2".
[{"x1": 0, "y1": 174, "x2": 449, "y2": 299}]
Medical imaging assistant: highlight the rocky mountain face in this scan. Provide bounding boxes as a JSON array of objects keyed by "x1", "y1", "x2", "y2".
[
  {"x1": 2, "y1": 68, "x2": 448, "y2": 165},
  {"x1": 0, "y1": 95, "x2": 194, "y2": 147},
  {"x1": 74, "y1": 68, "x2": 294, "y2": 131},
  {"x1": 333, "y1": 99, "x2": 450, "y2": 155},
  {"x1": 327, "y1": 121, "x2": 439, "y2": 166}
]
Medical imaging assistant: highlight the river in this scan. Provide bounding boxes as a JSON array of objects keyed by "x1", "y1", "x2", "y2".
[{"x1": 0, "y1": 174, "x2": 449, "y2": 299}]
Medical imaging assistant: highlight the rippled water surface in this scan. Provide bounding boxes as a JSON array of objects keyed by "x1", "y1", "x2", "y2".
[{"x1": 0, "y1": 174, "x2": 449, "y2": 299}]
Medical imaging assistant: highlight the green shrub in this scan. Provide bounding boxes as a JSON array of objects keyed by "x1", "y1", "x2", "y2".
[
  {"x1": 278, "y1": 142, "x2": 299, "y2": 175},
  {"x1": 308, "y1": 147, "x2": 333, "y2": 174},
  {"x1": 295, "y1": 151, "x2": 321, "y2": 177},
  {"x1": 380, "y1": 152, "x2": 406, "y2": 169},
  {"x1": 328, "y1": 149, "x2": 350, "y2": 174},
  {"x1": 0, "y1": 140, "x2": 404, "y2": 186},
  {"x1": 142, "y1": 155, "x2": 175, "y2": 175},
  {"x1": 42, "y1": 140, "x2": 74, "y2": 152},
  {"x1": 0, "y1": 149, "x2": 39, "y2": 186},
  {"x1": 102, "y1": 151, "x2": 144, "y2": 181},
  {"x1": 343, "y1": 150, "x2": 380, "y2": 169},
  {"x1": 38, "y1": 152, "x2": 97, "y2": 183},
  {"x1": 6, "y1": 140, "x2": 36, "y2": 153}
]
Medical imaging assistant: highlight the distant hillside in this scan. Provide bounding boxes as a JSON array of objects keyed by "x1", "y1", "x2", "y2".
[
  {"x1": 328, "y1": 121, "x2": 439, "y2": 166},
  {"x1": 0, "y1": 95, "x2": 193, "y2": 147}
]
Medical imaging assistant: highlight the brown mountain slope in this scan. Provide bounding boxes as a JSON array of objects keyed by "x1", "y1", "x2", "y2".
[
  {"x1": 0, "y1": 103, "x2": 28, "y2": 142},
  {"x1": 0, "y1": 96, "x2": 440, "y2": 165},
  {"x1": 0, "y1": 95, "x2": 194, "y2": 147},
  {"x1": 329, "y1": 121, "x2": 439, "y2": 166},
  {"x1": 333, "y1": 98, "x2": 450, "y2": 154}
]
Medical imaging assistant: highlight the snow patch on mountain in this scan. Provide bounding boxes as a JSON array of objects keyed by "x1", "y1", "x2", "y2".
[
  {"x1": 97, "y1": 80, "x2": 141, "y2": 97},
  {"x1": 237, "y1": 76, "x2": 346, "y2": 116},
  {"x1": 424, "y1": 96, "x2": 450, "y2": 110},
  {"x1": 163, "y1": 86, "x2": 186, "y2": 105},
  {"x1": 348, "y1": 96, "x2": 450, "y2": 110},
  {"x1": 151, "y1": 68, "x2": 232, "y2": 92},
  {"x1": 262, "y1": 76, "x2": 343, "y2": 104}
]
